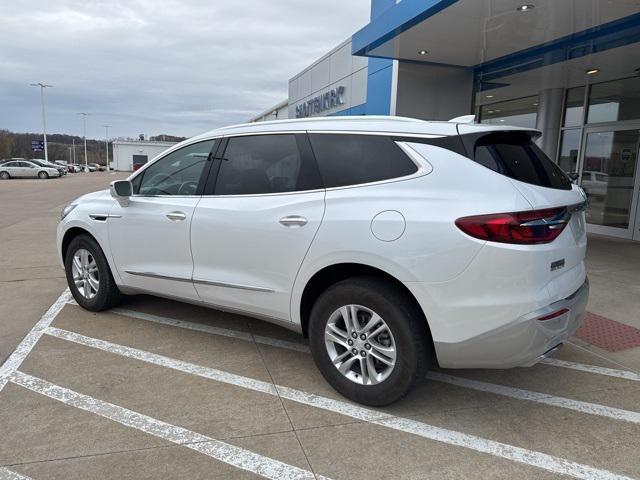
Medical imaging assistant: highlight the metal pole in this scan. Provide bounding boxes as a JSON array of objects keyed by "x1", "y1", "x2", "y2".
[
  {"x1": 77, "y1": 113, "x2": 90, "y2": 171},
  {"x1": 30, "y1": 83, "x2": 52, "y2": 162},
  {"x1": 72, "y1": 138, "x2": 76, "y2": 163},
  {"x1": 103, "y1": 125, "x2": 112, "y2": 170}
]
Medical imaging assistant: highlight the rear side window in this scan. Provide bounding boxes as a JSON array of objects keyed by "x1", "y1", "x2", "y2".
[
  {"x1": 214, "y1": 134, "x2": 321, "y2": 195},
  {"x1": 469, "y1": 132, "x2": 572, "y2": 190},
  {"x1": 309, "y1": 134, "x2": 418, "y2": 188}
]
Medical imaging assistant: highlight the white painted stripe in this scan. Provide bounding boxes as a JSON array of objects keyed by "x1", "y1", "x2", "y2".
[
  {"x1": 541, "y1": 358, "x2": 640, "y2": 382},
  {"x1": 10, "y1": 371, "x2": 319, "y2": 480},
  {"x1": 427, "y1": 372, "x2": 640, "y2": 425},
  {"x1": 0, "y1": 289, "x2": 71, "y2": 392},
  {"x1": 108, "y1": 307, "x2": 311, "y2": 353},
  {"x1": 0, "y1": 468, "x2": 32, "y2": 480},
  {"x1": 46, "y1": 327, "x2": 276, "y2": 396},
  {"x1": 45, "y1": 327, "x2": 632, "y2": 480}
]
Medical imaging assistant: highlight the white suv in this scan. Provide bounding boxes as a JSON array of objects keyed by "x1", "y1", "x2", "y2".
[{"x1": 58, "y1": 116, "x2": 588, "y2": 405}]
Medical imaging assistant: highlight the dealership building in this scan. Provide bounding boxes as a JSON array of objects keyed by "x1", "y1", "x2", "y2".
[{"x1": 251, "y1": 0, "x2": 640, "y2": 242}]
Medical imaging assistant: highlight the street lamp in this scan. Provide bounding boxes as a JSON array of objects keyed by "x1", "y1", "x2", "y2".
[
  {"x1": 103, "y1": 125, "x2": 112, "y2": 170},
  {"x1": 77, "y1": 112, "x2": 90, "y2": 171},
  {"x1": 30, "y1": 83, "x2": 53, "y2": 162}
]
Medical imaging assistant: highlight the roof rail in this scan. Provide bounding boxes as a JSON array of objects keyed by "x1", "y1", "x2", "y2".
[{"x1": 216, "y1": 115, "x2": 429, "y2": 131}]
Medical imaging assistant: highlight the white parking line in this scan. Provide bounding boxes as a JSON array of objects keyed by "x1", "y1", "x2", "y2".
[
  {"x1": 427, "y1": 372, "x2": 640, "y2": 424},
  {"x1": 109, "y1": 305, "x2": 639, "y2": 382},
  {"x1": 9, "y1": 371, "x2": 322, "y2": 480},
  {"x1": 110, "y1": 307, "x2": 311, "y2": 353},
  {"x1": 108, "y1": 307, "x2": 640, "y2": 421},
  {"x1": 0, "y1": 468, "x2": 32, "y2": 480},
  {"x1": 541, "y1": 358, "x2": 640, "y2": 382},
  {"x1": 44, "y1": 326, "x2": 633, "y2": 480},
  {"x1": 0, "y1": 289, "x2": 71, "y2": 392}
]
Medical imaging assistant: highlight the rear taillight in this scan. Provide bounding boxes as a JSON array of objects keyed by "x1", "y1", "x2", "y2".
[{"x1": 455, "y1": 207, "x2": 570, "y2": 244}]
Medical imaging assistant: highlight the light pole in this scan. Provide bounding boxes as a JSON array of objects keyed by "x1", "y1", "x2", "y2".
[
  {"x1": 77, "y1": 112, "x2": 90, "y2": 171},
  {"x1": 72, "y1": 138, "x2": 76, "y2": 164},
  {"x1": 30, "y1": 83, "x2": 53, "y2": 162},
  {"x1": 103, "y1": 125, "x2": 112, "y2": 170}
]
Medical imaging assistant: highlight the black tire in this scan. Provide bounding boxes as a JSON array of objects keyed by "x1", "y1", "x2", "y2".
[
  {"x1": 0, "y1": 171, "x2": 9, "y2": 179},
  {"x1": 38, "y1": 171, "x2": 49, "y2": 179},
  {"x1": 65, "y1": 234, "x2": 122, "y2": 311},
  {"x1": 309, "y1": 276, "x2": 431, "y2": 406}
]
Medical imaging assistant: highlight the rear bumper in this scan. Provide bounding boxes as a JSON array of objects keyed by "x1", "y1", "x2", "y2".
[{"x1": 434, "y1": 278, "x2": 589, "y2": 368}]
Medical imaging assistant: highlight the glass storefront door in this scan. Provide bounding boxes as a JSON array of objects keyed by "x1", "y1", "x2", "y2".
[{"x1": 579, "y1": 126, "x2": 640, "y2": 240}]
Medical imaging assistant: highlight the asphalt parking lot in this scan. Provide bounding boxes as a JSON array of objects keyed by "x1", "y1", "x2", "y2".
[{"x1": 1, "y1": 173, "x2": 639, "y2": 480}]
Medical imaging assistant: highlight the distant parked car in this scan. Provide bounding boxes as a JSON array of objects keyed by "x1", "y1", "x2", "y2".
[
  {"x1": 88, "y1": 163, "x2": 106, "y2": 172},
  {"x1": 581, "y1": 170, "x2": 608, "y2": 199},
  {"x1": 31, "y1": 159, "x2": 67, "y2": 176},
  {"x1": 0, "y1": 160, "x2": 60, "y2": 179}
]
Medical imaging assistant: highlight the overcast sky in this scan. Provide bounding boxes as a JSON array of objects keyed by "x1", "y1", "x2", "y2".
[{"x1": 0, "y1": 0, "x2": 370, "y2": 139}]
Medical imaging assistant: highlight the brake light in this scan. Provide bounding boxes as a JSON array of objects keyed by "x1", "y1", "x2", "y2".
[{"x1": 455, "y1": 207, "x2": 570, "y2": 244}]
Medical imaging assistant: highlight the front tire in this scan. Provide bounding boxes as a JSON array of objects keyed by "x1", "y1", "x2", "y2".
[
  {"x1": 309, "y1": 276, "x2": 431, "y2": 406},
  {"x1": 38, "y1": 171, "x2": 49, "y2": 179},
  {"x1": 65, "y1": 234, "x2": 122, "y2": 311},
  {"x1": 0, "y1": 171, "x2": 10, "y2": 180}
]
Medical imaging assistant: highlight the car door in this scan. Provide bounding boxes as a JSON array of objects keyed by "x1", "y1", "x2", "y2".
[
  {"x1": 21, "y1": 162, "x2": 37, "y2": 177},
  {"x1": 108, "y1": 139, "x2": 218, "y2": 301},
  {"x1": 191, "y1": 133, "x2": 325, "y2": 322}
]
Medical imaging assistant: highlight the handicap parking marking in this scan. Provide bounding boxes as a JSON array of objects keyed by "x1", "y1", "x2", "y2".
[
  {"x1": 42, "y1": 326, "x2": 636, "y2": 480},
  {"x1": 9, "y1": 371, "x2": 325, "y2": 480},
  {"x1": 0, "y1": 289, "x2": 71, "y2": 393},
  {"x1": 0, "y1": 468, "x2": 32, "y2": 480}
]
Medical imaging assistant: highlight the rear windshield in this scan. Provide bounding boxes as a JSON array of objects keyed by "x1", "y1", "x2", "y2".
[{"x1": 467, "y1": 131, "x2": 572, "y2": 190}]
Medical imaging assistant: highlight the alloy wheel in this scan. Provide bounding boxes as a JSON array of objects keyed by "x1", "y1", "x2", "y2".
[
  {"x1": 324, "y1": 304, "x2": 396, "y2": 385},
  {"x1": 71, "y1": 248, "x2": 100, "y2": 299}
]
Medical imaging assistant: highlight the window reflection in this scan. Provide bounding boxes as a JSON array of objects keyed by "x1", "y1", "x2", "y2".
[
  {"x1": 558, "y1": 129, "x2": 581, "y2": 178},
  {"x1": 563, "y1": 87, "x2": 585, "y2": 127},
  {"x1": 480, "y1": 95, "x2": 538, "y2": 129},
  {"x1": 587, "y1": 77, "x2": 640, "y2": 124},
  {"x1": 582, "y1": 130, "x2": 639, "y2": 229}
]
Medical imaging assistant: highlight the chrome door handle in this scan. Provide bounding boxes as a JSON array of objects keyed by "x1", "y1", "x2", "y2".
[
  {"x1": 279, "y1": 215, "x2": 308, "y2": 227},
  {"x1": 166, "y1": 211, "x2": 187, "y2": 221}
]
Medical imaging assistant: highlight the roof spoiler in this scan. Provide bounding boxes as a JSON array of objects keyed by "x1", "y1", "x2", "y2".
[{"x1": 449, "y1": 115, "x2": 476, "y2": 124}]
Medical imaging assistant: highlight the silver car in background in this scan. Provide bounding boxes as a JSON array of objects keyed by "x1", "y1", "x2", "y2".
[{"x1": 0, "y1": 160, "x2": 61, "y2": 179}]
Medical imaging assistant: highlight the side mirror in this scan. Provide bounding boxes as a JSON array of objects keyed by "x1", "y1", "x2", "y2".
[{"x1": 110, "y1": 180, "x2": 132, "y2": 207}]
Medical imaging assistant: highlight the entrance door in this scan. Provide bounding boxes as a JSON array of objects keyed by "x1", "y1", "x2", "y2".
[{"x1": 579, "y1": 126, "x2": 640, "y2": 240}]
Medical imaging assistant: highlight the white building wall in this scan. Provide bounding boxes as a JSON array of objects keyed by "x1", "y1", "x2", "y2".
[
  {"x1": 249, "y1": 100, "x2": 289, "y2": 123},
  {"x1": 288, "y1": 38, "x2": 368, "y2": 118},
  {"x1": 112, "y1": 141, "x2": 177, "y2": 171}
]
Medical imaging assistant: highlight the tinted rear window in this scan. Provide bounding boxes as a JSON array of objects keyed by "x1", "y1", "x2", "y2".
[
  {"x1": 469, "y1": 132, "x2": 572, "y2": 190},
  {"x1": 309, "y1": 134, "x2": 418, "y2": 188}
]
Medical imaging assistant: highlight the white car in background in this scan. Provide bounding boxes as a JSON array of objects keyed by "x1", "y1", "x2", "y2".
[
  {"x1": 0, "y1": 160, "x2": 61, "y2": 179},
  {"x1": 57, "y1": 116, "x2": 589, "y2": 405}
]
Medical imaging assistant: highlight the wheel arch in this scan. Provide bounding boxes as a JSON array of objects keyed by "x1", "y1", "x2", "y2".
[{"x1": 298, "y1": 262, "x2": 435, "y2": 360}]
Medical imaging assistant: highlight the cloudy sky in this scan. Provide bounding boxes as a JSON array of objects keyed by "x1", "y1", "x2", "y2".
[{"x1": 0, "y1": 0, "x2": 370, "y2": 139}]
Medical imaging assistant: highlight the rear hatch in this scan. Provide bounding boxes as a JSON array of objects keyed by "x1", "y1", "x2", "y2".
[{"x1": 457, "y1": 127, "x2": 587, "y2": 301}]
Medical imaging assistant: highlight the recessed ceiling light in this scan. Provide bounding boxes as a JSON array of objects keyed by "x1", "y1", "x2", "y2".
[
  {"x1": 418, "y1": 50, "x2": 428, "y2": 55},
  {"x1": 517, "y1": 4, "x2": 535, "y2": 11},
  {"x1": 494, "y1": 109, "x2": 501, "y2": 113},
  {"x1": 486, "y1": 95, "x2": 494, "y2": 98},
  {"x1": 499, "y1": 119, "x2": 505, "y2": 122},
  {"x1": 533, "y1": 102, "x2": 538, "y2": 106},
  {"x1": 586, "y1": 68, "x2": 600, "y2": 75},
  {"x1": 487, "y1": 110, "x2": 495, "y2": 114}
]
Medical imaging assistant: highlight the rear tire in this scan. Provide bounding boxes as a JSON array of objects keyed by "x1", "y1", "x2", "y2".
[
  {"x1": 309, "y1": 276, "x2": 431, "y2": 406},
  {"x1": 0, "y1": 171, "x2": 9, "y2": 180},
  {"x1": 65, "y1": 234, "x2": 122, "y2": 311},
  {"x1": 38, "y1": 171, "x2": 49, "y2": 179}
]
